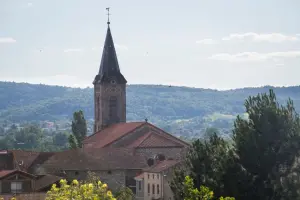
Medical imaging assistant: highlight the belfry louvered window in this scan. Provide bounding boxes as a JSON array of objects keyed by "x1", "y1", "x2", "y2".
[
  {"x1": 97, "y1": 96, "x2": 100, "y2": 120},
  {"x1": 109, "y1": 96, "x2": 117, "y2": 118}
]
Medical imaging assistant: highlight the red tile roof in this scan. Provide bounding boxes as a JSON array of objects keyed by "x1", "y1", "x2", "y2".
[
  {"x1": 10, "y1": 150, "x2": 40, "y2": 171},
  {"x1": 143, "y1": 160, "x2": 181, "y2": 173},
  {"x1": 83, "y1": 122, "x2": 145, "y2": 148},
  {"x1": 35, "y1": 174, "x2": 62, "y2": 191},
  {"x1": 134, "y1": 173, "x2": 144, "y2": 180},
  {"x1": 0, "y1": 170, "x2": 36, "y2": 180},
  {"x1": 0, "y1": 170, "x2": 16, "y2": 178},
  {"x1": 84, "y1": 122, "x2": 190, "y2": 149}
]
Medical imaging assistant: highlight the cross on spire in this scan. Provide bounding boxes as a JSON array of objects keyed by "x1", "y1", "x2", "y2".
[{"x1": 106, "y1": 7, "x2": 111, "y2": 25}]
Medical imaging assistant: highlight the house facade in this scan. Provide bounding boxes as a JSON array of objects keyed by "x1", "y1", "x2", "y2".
[
  {"x1": 134, "y1": 160, "x2": 181, "y2": 200},
  {"x1": 0, "y1": 151, "x2": 61, "y2": 197}
]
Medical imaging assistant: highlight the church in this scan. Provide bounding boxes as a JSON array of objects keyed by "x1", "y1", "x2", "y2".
[
  {"x1": 0, "y1": 12, "x2": 189, "y2": 200},
  {"x1": 83, "y1": 13, "x2": 189, "y2": 158}
]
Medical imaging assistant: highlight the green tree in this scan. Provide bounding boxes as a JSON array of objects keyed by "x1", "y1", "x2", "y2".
[
  {"x1": 187, "y1": 133, "x2": 231, "y2": 197},
  {"x1": 183, "y1": 176, "x2": 234, "y2": 200},
  {"x1": 53, "y1": 132, "x2": 69, "y2": 148},
  {"x1": 69, "y1": 110, "x2": 87, "y2": 148},
  {"x1": 68, "y1": 134, "x2": 78, "y2": 149},
  {"x1": 232, "y1": 89, "x2": 300, "y2": 199},
  {"x1": 115, "y1": 187, "x2": 134, "y2": 200},
  {"x1": 14, "y1": 125, "x2": 43, "y2": 150},
  {"x1": 203, "y1": 127, "x2": 219, "y2": 140},
  {"x1": 170, "y1": 168, "x2": 186, "y2": 200}
]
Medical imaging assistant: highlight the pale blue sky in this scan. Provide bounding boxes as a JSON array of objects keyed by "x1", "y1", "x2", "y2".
[{"x1": 1, "y1": 0, "x2": 300, "y2": 90}]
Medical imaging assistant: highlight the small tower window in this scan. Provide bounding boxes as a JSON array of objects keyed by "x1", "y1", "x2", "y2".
[
  {"x1": 97, "y1": 96, "x2": 100, "y2": 120},
  {"x1": 109, "y1": 96, "x2": 117, "y2": 119}
]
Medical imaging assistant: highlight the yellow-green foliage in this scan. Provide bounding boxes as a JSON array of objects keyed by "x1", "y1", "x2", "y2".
[
  {"x1": 0, "y1": 197, "x2": 16, "y2": 200},
  {"x1": 184, "y1": 176, "x2": 235, "y2": 200},
  {"x1": 46, "y1": 179, "x2": 116, "y2": 200}
]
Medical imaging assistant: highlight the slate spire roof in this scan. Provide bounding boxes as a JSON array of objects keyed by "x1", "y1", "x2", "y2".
[{"x1": 93, "y1": 23, "x2": 127, "y2": 84}]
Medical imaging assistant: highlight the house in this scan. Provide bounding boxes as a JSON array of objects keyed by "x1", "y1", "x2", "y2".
[
  {"x1": 134, "y1": 160, "x2": 182, "y2": 200},
  {"x1": 0, "y1": 170, "x2": 61, "y2": 197},
  {"x1": 0, "y1": 151, "x2": 61, "y2": 197}
]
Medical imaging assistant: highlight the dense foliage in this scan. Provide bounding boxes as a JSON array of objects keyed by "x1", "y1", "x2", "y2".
[
  {"x1": 2, "y1": 82, "x2": 300, "y2": 137},
  {"x1": 46, "y1": 179, "x2": 116, "y2": 200},
  {"x1": 69, "y1": 110, "x2": 87, "y2": 148},
  {"x1": 171, "y1": 89, "x2": 300, "y2": 200},
  {"x1": 0, "y1": 124, "x2": 70, "y2": 151},
  {"x1": 183, "y1": 176, "x2": 234, "y2": 200}
]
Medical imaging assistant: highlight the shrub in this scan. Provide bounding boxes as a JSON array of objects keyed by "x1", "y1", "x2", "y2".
[
  {"x1": 46, "y1": 179, "x2": 116, "y2": 200},
  {"x1": 184, "y1": 176, "x2": 235, "y2": 200}
]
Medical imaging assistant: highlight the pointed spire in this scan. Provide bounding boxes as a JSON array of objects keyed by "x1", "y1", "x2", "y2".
[{"x1": 93, "y1": 8, "x2": 126, "y2": 85}]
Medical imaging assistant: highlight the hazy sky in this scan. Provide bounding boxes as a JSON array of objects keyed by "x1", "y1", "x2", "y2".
[{"x1": 1, "y1": 0, "x2": 300, "y2": 90}]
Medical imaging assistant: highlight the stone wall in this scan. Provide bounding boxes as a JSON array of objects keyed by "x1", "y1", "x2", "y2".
[
  {"x1": 64, "y1": 170, "x2": 126, "y2": 193},
  {"x1": 135, "y1": 147, "x2": 187, "y2": 161}
]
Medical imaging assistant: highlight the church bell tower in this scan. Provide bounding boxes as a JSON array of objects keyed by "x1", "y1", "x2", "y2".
[{"x1": 93, "y1": 8, "x2": 127, "y2": 133}]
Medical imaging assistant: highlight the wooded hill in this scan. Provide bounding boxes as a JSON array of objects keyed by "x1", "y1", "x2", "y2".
[{"x1": 1, "y1": 81, "x2": 300, "y2": 137}]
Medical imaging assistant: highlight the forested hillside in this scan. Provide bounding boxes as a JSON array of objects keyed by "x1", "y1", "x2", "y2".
[{"x1": 1, "y1": 81, "x2": 300, "y2": 138}]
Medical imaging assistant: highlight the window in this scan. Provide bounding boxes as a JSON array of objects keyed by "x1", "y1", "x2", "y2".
[
  {"x1": 11, "y1": 182, "x2": 22, "y2": 193},
  {"x1": 75, "y1": 171, "x2": 79, "y2": 176},
  {"x1": 97, "y1": 96, "x2": 100, "y2": 120},
  {"x1": 152, "y1": 174, "x2": 154, "y2": 179},
  {"x1": 157, "y1": 184, "x2": 160, "y2": 194},
  {"x1": 147, "y1": 183, "x2": 150, "y2": 194},
  {"x1": 107, "y1": 170, "x2": 112, "y2": 174},
  {"x1": 109, "y1": 96, "x2": 117, "y2": 118},
  {"x1": 148, "y1": 174, "x2": 150, "y2": 179},
  {"x1": 157, "y1": 174, "x2": 159, "y2": 179},
  {"x1": 152, "y1": 184, "x2": 155, "y2": 194},
  {"x1": 138, "y1": 181, "x2": 142, "y2": 191},
  {"x1": 147, "y1": 158, "x2": 154, "y2": 166}
]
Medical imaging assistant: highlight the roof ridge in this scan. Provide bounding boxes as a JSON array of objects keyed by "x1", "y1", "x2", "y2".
[
  {"x1": 103, "y1": 122, "x2": 146, "y2": 147},
  {"x1": 84, "y1": 122, "x2": 144, "y2": 142}
]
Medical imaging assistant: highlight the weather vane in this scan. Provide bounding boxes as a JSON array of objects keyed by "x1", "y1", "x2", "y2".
[{"x1": 106, "y1": 7, "x2": 110, "y2": 25}]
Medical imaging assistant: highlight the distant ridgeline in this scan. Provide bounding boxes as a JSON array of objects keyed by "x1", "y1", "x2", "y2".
[{"x1": 1, "y1": 81, "x2": 300, "y2": 138}]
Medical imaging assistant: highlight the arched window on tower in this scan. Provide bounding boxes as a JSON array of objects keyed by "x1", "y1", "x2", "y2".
[
  {"x1": 97, "y1": 96, "x2": 100, "y2": 120},
  {"x1": 109, "y1": 96, "x2": 118, "y2": 121}
]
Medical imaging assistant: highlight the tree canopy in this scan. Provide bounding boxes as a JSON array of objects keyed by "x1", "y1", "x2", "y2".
[
  {"x1": 69, "y1": 110, "x2": 87, "y2": 148},
  {"x1": 171, "y1": 89, "x2": 300, "y2": 199},
  {"x1": 2, "y1": 82, "x2": 300, "y2": 138}
]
